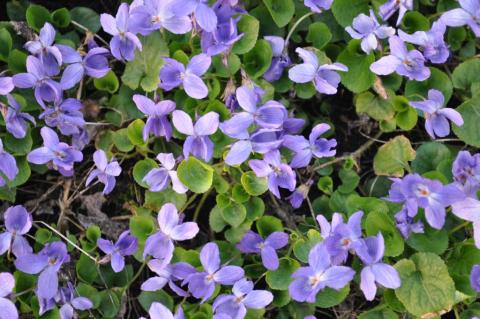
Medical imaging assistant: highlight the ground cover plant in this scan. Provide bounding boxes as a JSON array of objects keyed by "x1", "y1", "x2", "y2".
[{"x1": 1, "y1": 0, "x2": 480, "y2": 318}]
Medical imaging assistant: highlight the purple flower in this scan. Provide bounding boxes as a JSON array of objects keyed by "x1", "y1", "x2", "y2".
[
  {"x1": 289, "y1": 48, "x2": 348, "y2": 95},
  {"x1": 0, "y1": 205, "x2": 32, "y2": 257},
  {"x1": 345, "y1": 10, "x2": 395, "y2": 54},
  {"x1": 3, "y1": 94, "x2": 36, "y2": 139},
  {"x1": 451, "y1": 196, "x2": 480, "y2": 247},
  {"x1": 379, "y1": 0, "x2": 413, "y2": 26},
  {"x1": 287, "y1": 181, "x2": 313, "y2": 209},
  {"x1": 471, "y1": 264, "x2": 480, "y2": 292},
  {"x1": 27, "y1": 127, "x2": 83, "y2": 176},
  {"x1": 0, "y1": 139, "x2": 18, "y2": 187},
  {"x1": 263, "y1": 36, "x2": 291, "y2": 82},
  {"x1": 72, "y1": 128, "x2": 90, "y2": 151},
  {"x1": 409, "y1": 89, "x2": 463, "y2": 139},
  {"x1": 237, "y1": 231, "x2": 288, "y2": 270},
  {"x1": 86, "y1": 150, "x2": 121, "y2": 195},
  {"x1": 15, "y1": 241, "x2": 70, "y2": 299},
  {"x1": 394, "y1": 208, "x2": 424, "y2": 238},
  {"x1": 97, "y1": 230, "x2": 138, "y2": 273},
  {"x1": 24, "y1": 22, "x2": 62, "y2": 76},
  {"x1": 0, "y1": 77, "x2": 14, "y2": 95},
  {"x1": 201, "y1": 18, "x2": 244, "y2": 56},
  {"x1": 56, "y1": 282, "x2": 93, "y2": 319},
  {"x1": 452, "y1": 151, "x2": 480, "y2": 196},
  {"x1": 100, "y1": 3, "x2": 142, "y2": 61},
  {"x1": 143, "y1": 153, "x2": 188, "y2": 193},
  {"x1": 185, "y1": 242, "x2": 244, "y2": 302},
  {"x1": 145, "y1": 302, "x2": 184, "y2": 319},
  {"x1": 39, "y1": 98, "x2": 85, "y2": 136},
  {"x1": 283, "y1": 123, "x2": 336, "y2": 168},
  {"x1": 356, "y1": 233, "x2": 401, "y2": 300},
  {"x1": 172, "y1": 110, "x2": 219, "y2": 162},
  {"x1": 441, "y1": 0, "x2": 480, "y2": 37},
  {"x1": 159, "y1": 54, "x2": 211, "y2": 99},
  {"x1": 12, "y1": 56, "x2": 62, "y2": 107},
  {"x1": 213, "y1": 279, "x2": 273, "y2": 319},
  {"x1": 370, "y1": 36, "x2": 431, "y2": 81},
  {"x1": 249, "y1": 150, "x2": 296, "y2": 198},
  {"x1": 171, "y1": 0, "x2": 218, "y2": 32},
  {"x1": 288, "y1": 242, "x2": 355, "y2": 303},
  {"x1": 132, "y1": 95, "x2": 175, "y2": 141},
  {"x1": 143, "y1": 203, "x2": 199, "y2": 262},
  {"x1": 0, "y1": 273, "x2": 18, "y2": 319},
  {"x1": 303, "y1": 0, "x2": 333, "y2": 13}
]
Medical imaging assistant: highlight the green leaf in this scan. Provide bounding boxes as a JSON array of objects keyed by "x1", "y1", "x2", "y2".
[
  {"x1": 76, "y1": 254, "x2": 98, "y2": 283},
  {"x1": 452, "y1": 98, "x2": 480, "y2": 147},
  {"x1": 138, "y1": 290, "x2": 173, "y2": 313},
  {"x1": 358, "y1": 308, "x2": 399, "y2": 319},
  {"x1": 8, "y1": 49, "x2": 28, "y2": 74},
  {"x1": 26, "y1": 4, "x2": 52, "y2": 31},
  {"x1": 338, "y1": 168, "x2": 360, "y2": 194},
  {"x1": 405, "y1": 68, "x2": 453, "y2": 102},
  {"x1": 144, "y1": 189, "x2": 186, "y2": 211},
  {"x1": 51, "y1": 8, "x2": 71, "y2": 28},
  {"x1": 122, "y1": 32, "x2": 169, "y2": 92},
  {"x1": 306, "y1": 22, "x2": 332, "y2": 50},
  {"x1": 0, "y1": 28, "x2": 12, "y2": 62},
  {"x1": 70, "y1": 7, "x2": 101, "y2": 33},
  {"x1": 241, "y1": 171, "x2": 268, "y2": 196},
  {"x1": 243, "y1": 39, "x2": 273, "y2": 78},
  {"x1": 4, "y1": 131, "x2": 32, "y2": 155},
  {"x1": 373, "y1": 135, "x2": 416, "y2": 177},
  {"x1": 365, "y1": 211, "x2": 404, "y2": 257},
  {"x1": 232, "y1": 15, "x2": 260, "y2": 55},
  {"x1": 133, "y1": 158, "x2": 158, "y2": 188},
  {"x1": 112, "y1": 128, "x2": 134, "y2": 152},
  {"x1": 245, "y1": 197, "x2": 265, "y2": 221},
  {"x1": 127, "y1": 119, "x2": 146, "y2": 146},
  {"x1": 221, "y1": 202, "x2": 247, "y2": 227},
  {"x1": 395, "y1": 107, "x2": 418, "y2": 130},
  {"x1": 212, "y1": 54, "x2": 241, "y2": 78},
  {"x1": 355, "y1": 91, "x2": 395, "y2": 121},
  {"x1": 177, "y1": 157, "x2": 214, "y2": 193},
  {"x1": 407, "y1": 227, "x2": 448, "y2": 255},
  {"x1": 317, "y1": 176, "x2": 333, "y2": 194},
  {"x1": 129, "y1": 215, "x2": 155, "y2": 241},
  {"x1": 265, "y1": 258, "x2": 300, "y2": 290},
  {"x1": 94, "y1": 70, "x2": 119, "y2": 93},
  {"x1": 411, "y1": 142, "x2": 451, "y2": 174},
  {"x1": 256, "y1": 215, "x2": 283, "y2": 237},
  {"x1": 209, "y1": 205, "x2": 227, "y2": 232},
  {"x1": 262, "y1": 0, "x2": 295, "y2": 27},
  {"x1": 315, "y1": 285, "x2": 350, "y2": 308},
  {"x1": 451, "y1": 57, "x2": 480, "y2": 93},
  {"x1": 332, "y1": 0, "x2": 369, "y2": 27},
  {"x1": 394, "y1": 252, "x2": 456, "y2": 317},
  {"x1": 402, "y1": 11, "x2": 430, "y2": 33},
  {"x1": 337, "y1": 40, "x2": 375, "y2": 93}
]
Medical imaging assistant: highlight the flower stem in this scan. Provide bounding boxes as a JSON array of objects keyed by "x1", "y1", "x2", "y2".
[{"x1": 284, "y1": 12, "x2": 315, "y2": 50}]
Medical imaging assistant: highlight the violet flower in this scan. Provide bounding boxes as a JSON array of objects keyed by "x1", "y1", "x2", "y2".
[
  {"x1": 213, "y1": 279, "x2": 273, "y2": 319},
  {"x1": 132, "y1": 95, "x2": 175, "y2": 141},
  {"x1": 287, "y1": 182, "x2": 313, "y2": 209},
  {"x1": 303, "y1": 0, "x2": 333, "y2": 13},
  {"x1": 409, "y1": 89, "x2": 463, "y2": 139},
  {"x1": 283, "y1": 123, "x2": 336, "y2": 168},
  {"x1": 72, "y1": 128, "x2": 90, "y2": 151},
  {"x1": 249, "y1": 150, "x2": 296, "y2": 199},
  {"x1": 100, "y1": 3, "x2": 142, "y2": 61},
  {"x1": 172, "y1": 110, "x2": 219, "y2": 162},
  {"x1": 86, "y1": 150, "x2": 121, "y2": 195},
  {"x1": 0, "y1": 77, "x2": 14, "y2": 95},
  {"x1": 379, "y1": 0, "x2": 413, "y2": 26},
  {"x1": 39, "y1": 98, "x2": 85, "y2": 136},
  {"x1": 97, "y1": 230, "x2": 137, "y2": 273},
  {"x1": 171, "y1": 0, "x2": 218, "y2": 32},
  {"x1": 237, "y1": 231, "x2": 288, "y2": 270},
  {"x1": 289, "y1": 48, "x2": 348, "y2": 95},
  {"x1": 3, "y1": 94, "x2": 36, "y2": 139},
  {"x1": 441, "y1": 0, "x2": 480, "y2": 37},
  {"x1": 27, "y1": 127, "x2": 83, "y2": 176},
  {"x1": 143, "y1": 203, "x2": 199, "y2": 262},
  {"x1": 451, "y1": 197, "x2": 480, "y2": 248},
  {"x1": 0, "y1": 205, "x2": 32, "y2": 257},
  {"x1": 370, "y1": 36, "x2": 431, "y2": 81},
  {"x1": 471, "y1": 264, "x2": 480, "y2": 292},
  {"x1": 288, "y1": 242, "x2": 355, "y2": 303},
  {"x1": 143, "y1": 153, "x2": 188, "y2": 193},
  {"x1": 0, "y1": 138, "x2": 18, "y2": 187},
  {"x1": 201, "y1": 17, "x2": 244, "y2": 56},
  {"x1": 144, "y1": 302, "x2": 184, "y2": 319},
  {"x1": 185, "y1": 242, "x2": 244, "y2": 302},
  {"x1": 345, "y1": 10, "x2": 395, "y2": 54},
  {"x1": 356, "y1": 233, "x2": 401, "y2": 300},
  {"x1": 452, "y1": 151, "x2": 480, "y2": 196},
  {"x1": 159, "y1": 54, "x2": 212, "y2": 99},
  {"x1": 15, "y1": 241, "x2": 70, "y2": 299},
  {"x1": 57, "y1": 282, "x2": 93, "y2": 319},
  {"x1": 0, "y1": 273, "x2": 18, "y2": 319},
  {"x1": 24, "y1": 22, "x2": 62, "y2": 77},
  {"x1": 394, "y1": 208, "x2": 424, "y2": 238},
  {"x1": 263, "y1": 36, "x2": 291, "y2": 82}
]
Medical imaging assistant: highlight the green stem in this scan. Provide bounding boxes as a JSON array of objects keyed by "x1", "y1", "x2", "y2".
[
  {"x1": 193, "y1": 189, "x2": 212, "y2": 222},
  {"x1": 449, "y1": 221, "x2": 470, "y2": 235},
  {"x1": 124, "y1": 261, "x2": 147, "y2": 291},
  {"x1": 284, "y1": 12, "x2": 315, "y2": 49}
]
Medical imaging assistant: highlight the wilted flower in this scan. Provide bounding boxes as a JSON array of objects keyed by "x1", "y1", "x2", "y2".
[
  {"x1": 86, "y1": 150, "x2": 122, "y2": 195},
  {"x1": 171, "y1": 0, "x2": 218, "y2": 32},
  {"x1": 0, "y1": 205, "x2": 32, "y2": 257},
  {"x1": 263, "y1": 36, "x2": 291, "y2": 82},
  {"x1": 132, "y1": 95, "x2": 175, "y2": 141},
  {"x1": 287, "y1": 181, "x2": 313, "y2": 209},
  {"x1": 379, "y1": 0, "x2": 413, "y2": 26},
  {"x1": 237, "y1": 231, "x2": 288, "y2": 270},
  {"x1": 24, "y1": 22, "x2": 62, "y2": 76},
  {"x1": 0, "y1": 138, "x2": 18, "y2": 187},
  {"x1": 0, "y1": 77, "x2": 14, "y2": 95},
  {"x1": 441, "y1": 0, "x2": 480, "y2": 37},
  {"x1": 97, "y1": 230, "x2": 138, "y2": 272},
  {"x1": 0, "y1": 273, "x2": 18, "y2": 319},
  {"x1": 143, "y1": 153, "x2": 188, "y2": 193},
  {"x1": 303, "y1": 0, "x2": 332, "y2": 13},
  {"x1": 39, "y1": 98, "x2": 85, "y2": 136},
  {"x1": 3, "y1": 94, "x2": 36, "y2": 139}
]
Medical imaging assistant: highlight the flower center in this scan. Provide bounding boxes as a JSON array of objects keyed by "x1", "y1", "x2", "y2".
[{"x1": 308, "y1": 273, "x2": 324, "y2": 288}]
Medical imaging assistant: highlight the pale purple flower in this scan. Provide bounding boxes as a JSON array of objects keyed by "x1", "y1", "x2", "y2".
[
  {"x1": 159, "y1": 54, "x2": 211, "y2": 99},
  {"x1": 72, "y1": 128, "x2": 90, "y2": 151},
  {"x1": 370, "y1": 36, "x2": 431, "y2": 81},
  {"x1": 39, "y1": 98, "x2": 85, "y2": 136},
  {"x1": 15, "y1": 241, "x2": 70, "y2": 299},
  {"x1": 56, "y1": 282, "x2": 93, "y2": 319},
  {"x1": 145, "y1": 302, "x2": 184, "y2": 319},
  {"x1": 237, "y1": 231, "x2": 288, "y2": 270},
  {"x1": 185, "y1": 242, "x2": 244, "y2": 302},
  {"x1": 0, "y1": 205, "x2": 32, "y2": 257},
  {"x1": 410, "y1": 89, "x2": 463, "y2": 139},
  {"x1": 0, "y1": 273, "x2": 18, "y2": 319},
  {"x1": 97, "y1": 230, "x2": 138, "y2": 273},
  {"x1": 441, "y1": 0, "x2": 480, "y2": 37},
  {"x1": 0, "y1": 77, "x2": 14, "y2": 95},
  {"x1": 452, "y1": 197, "x2": 480, "y2": 247},
  {"x1": 263, "y1": 36, "x2": 291, "y2": 82},
  {"x1": 201, "y1": 18, "x2": 244, "y2": 56},
  {"x1": 27, "y1": 127, "x2": 83, "y2": 176},
  {"x1": 172, "y1": 110, "x2": 219, "y2": 162},
  {"x1": 212, "y1": 0, "x2": 245, "y2": 24},
  {"x1": 394, "y1": 208, "x2": 424, "y2": 238},
  {"x1": 3, "y1": 94, "x2": 36, "y2": 139},
  {"x1": 289, "y1": 48, "x2": 348, "y2": 95},
  {"x1": 303, "y1": 0, "x2": 333, "y2": 13},
  {"x1": 379, "y1": 0, "x2": 413, "y2": 26},
  {"x1": 287, "y1": 182, "x2": 313, "y2": 209},
  {"x1": 288, "y1": 242, "x2": 355, "y2": 303},
  {"x1": 283, "y1": 123, "x2": 336, "y2": 168},
  {"x1": 132, "y1": 95, "x2": 175, "y2": 141},
  {"x1": 249, "y1": 150, "x2": 296, "y2": 198},
  {"x1": 399, "y1": 21, "x2": 449, "y2": 64},
  {"x1": 143, "y1": 153, "x2": 188, "y2": 193},
  {"x1": 471, "y1": 265, "x2": 480, "y2": 292},
  {"x1": 0, "y1": 139, "x2": 18, "y2": 187},
  {"x1": 452, "y1": 151, "x2": 480, "y2": 196},
  {"x1": 12, "y1": 56, "x2": 62, "y2": 107},
  {"x1": 24, "y1": 22, "x2": 62, "y2": 76},
  {"x1": 100, "y1": 3, "x2": 142, "y2": 61},
  {"x1": 213, "y1": 279, "x2": 273, "y2": 319},
  {"x1": 143, "y1": 203, "x2": 199, "y2": 262},
  {"x1": 171, "y1": 0, "x2": 218, "y2": 32},
  {"x1": 356, "y1": 233, "x2": 401, "y2": 300},
  {"x1": 345, "y1": 10, "x2": 395, "y2": 54},
  {"x1": 86, "y1": 150, "x2": 121, "y2": 195}
]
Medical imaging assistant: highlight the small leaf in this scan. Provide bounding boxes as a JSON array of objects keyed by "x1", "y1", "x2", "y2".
[
  {"x1": 133, "y1": 158, "x2": 158, "y2": 188},
  {"x1": 373, "y1": 136, "x2": 416, "y2": 177},
  {"x1": 232, "y1": 15, "x2": 260, "y2": 55},
  {"x1": 127, "y1": 119, "x2": 146, "y2": 146},
  {"x1": 315, "y1": 286, "x2": 350, "y2": 308},
  {"x1": 265, "y1": 258, "x2": 300, "y2": 290},
  {"x1": 94, "y1": 70, "x2": 119, "y2": 93},
  {"x1": 337, "y1": 40, "x2": 376, "y2": 93},
  {"x1": 241, "y1": 171, "x2": 268, "y2": 196},
  {"x1": 452, "y1": 98, "x2": 480, "y2": 147},
  {"x1": 70, "y1": 7, "x2": 101, "y2": 33},
  {"x1": 332, "y1": 0, "x2": 369, "y2": 27},
  {"x1": 306, "y1": 22, "x2": 332, "y2": 50},
  {"x1": 51, "y1": 8, "x2": 71, "y2": 28},
  {"x1": 0, "y1": 28, "x2": 13, "y2": 62},
  {"x1": 221, "y1": 202, "x2": 247, "y2": 227},
  {"x1": 355, "y1": 91, "x2": 395, "y2": 121},
  {"x1": 26, "y1": 4, "x2": 52, "y2": 31},
  {"x1": 256, "y1": 215, "x2": 283, "y2": 237},
  {"x1": 262, "y1": 0, "x2": 295, "y2": 27},
  {"x1": 177, "y1": 157, "x2": 214, "y2": 193},
  {"x1": 243, "y1": 39, "x2": 273, "y2": 78}
]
